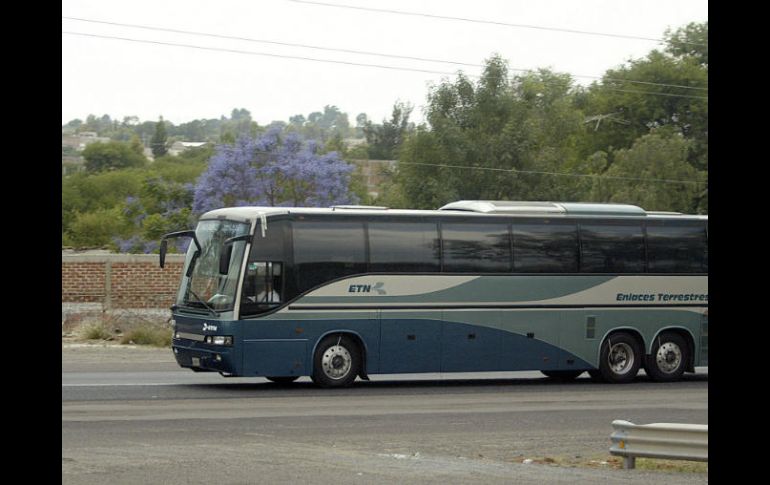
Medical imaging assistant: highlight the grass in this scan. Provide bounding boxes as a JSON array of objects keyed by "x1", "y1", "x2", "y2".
[
  {"x1": 119, "y1": 325, "x2": 172, "y2": 347},
  {"x1": 634, "y1": 457, "x2": 708, "y2": 473},
  {"x1": 514, "y1": 455, "x2": 707, "y2": 473},
  {"x1": 77, "y1": 322, "x2": 113, "y2": 341},
  {"x1": 66, "y1": 317, "x2": 173, "y2": 348}
]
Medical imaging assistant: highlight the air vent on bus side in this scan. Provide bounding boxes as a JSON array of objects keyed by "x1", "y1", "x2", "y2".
[
  {"x1": 330, "y1": 205, "x2": 390, "y2": 210},
  {"x1": 439, "y1": 201, "x2": 566, "y2": 214},
  {"x1": 438, "y1": 200, "x2": 647, "y2": 216}
]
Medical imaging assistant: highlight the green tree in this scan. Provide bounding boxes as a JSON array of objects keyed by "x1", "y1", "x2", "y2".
[
  {"x1": 396, "y1": 56, "x2": 585, "y2": 208},
  {"x1": 364, "y1": 102, "x2": 414, "y2": 160},
  {"x1": 150, "y1": 117, "x2": 168, "y2": 158},
  {"x1": 597, "y1": 131, "x2": 706, "y2": 212},
  {"x1": 578, "y1": 22, "x2": 707, "y2": 168},
  {"x1": 665, "y1": 22, "x2": 708, "y2": 67},
  {"x1": 66, "y1": 208, "x2": 132, "y2": 248},
  {"x1": 129, "y1": 135, "x2": 144, "y2": 156},
  {"x1": 82, "y1": 141, "x2": 147, "y2": 172}
]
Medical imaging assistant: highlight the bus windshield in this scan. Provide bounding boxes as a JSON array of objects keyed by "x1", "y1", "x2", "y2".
[{"x1": 176, "y1": 219, "x2": 251, "y2": 313}]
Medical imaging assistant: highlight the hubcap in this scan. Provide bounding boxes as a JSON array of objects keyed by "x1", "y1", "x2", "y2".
[
  {"x1": 656, "y1": 342, "x2": 682, "y2": 374},
  {"x1": 608, "y1": 342, "x2": 635, "y2": 375},
  {"x1": 321, "y1": 345, "x2": 352, "y2": 380}
]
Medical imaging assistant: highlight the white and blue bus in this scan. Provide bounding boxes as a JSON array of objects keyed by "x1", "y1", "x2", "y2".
[{"x1": 159, "y1": 201, "x2": 707, "y2": 387}]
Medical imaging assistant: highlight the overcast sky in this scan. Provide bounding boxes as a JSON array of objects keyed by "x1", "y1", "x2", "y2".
[{"x1": 62, "y1": 0, "x2": 708, "y2": 128}]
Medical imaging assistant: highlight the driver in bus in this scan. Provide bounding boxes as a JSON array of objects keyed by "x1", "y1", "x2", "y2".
[{"x1": 256, "y1": 279, "x2": 280, "y2": 304}]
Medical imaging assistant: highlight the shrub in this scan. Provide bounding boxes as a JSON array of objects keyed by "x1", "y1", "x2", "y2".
[{"x1": 120, "y1": 325, "x2": 172, "y2": 347}]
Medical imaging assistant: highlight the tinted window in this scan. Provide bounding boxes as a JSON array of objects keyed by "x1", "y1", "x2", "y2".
[
  {"x1": 293, "y1": 220, "x2": 366, "y2": 293},
  {"x1": 580, "y1": 223, "x2": 645, "y2": 273},
  {"x1": 442, "y1": 222, "x2": 510, "y2": 272},
  {"x1": 248, "y1": 219, "x2": 288, "y2": 262},
  {"x1": 647, "y1": 223, "x2": 708, "y2": 273},
  {"x1": 369, "y1": 221, "x2": 440, "y2": 272},
  {"x1": 513, "y1": 222, "x2": 579, "y2": 272}
]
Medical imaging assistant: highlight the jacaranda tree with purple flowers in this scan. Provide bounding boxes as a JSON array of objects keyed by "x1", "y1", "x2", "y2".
[{"x1": 193, "y1": 128, "x2": 357, "y2": 213}]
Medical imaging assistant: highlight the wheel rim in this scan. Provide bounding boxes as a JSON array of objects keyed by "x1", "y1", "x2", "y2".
[
  {"x1": 608, "y1": 342, "x2": 635, "y2": 375},
  {"x1": 321, "y1": 345, "x2": 352, "y2": 380},
  {"x1": 655, "y1": 342, "x2": 683, "y2": 374}
]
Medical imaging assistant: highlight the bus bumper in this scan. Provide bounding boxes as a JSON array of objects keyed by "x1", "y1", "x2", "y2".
[{"x1": 172, "y1": 342, "x2": 239, "y2": 374}]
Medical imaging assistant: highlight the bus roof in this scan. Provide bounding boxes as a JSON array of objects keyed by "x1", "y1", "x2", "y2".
[{"x1": 201, "y1": 201, "x2": 707, "y2": 224}]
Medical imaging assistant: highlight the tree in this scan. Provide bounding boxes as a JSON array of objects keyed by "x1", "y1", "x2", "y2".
[
  {"x1": 665, "y1": 22, "x2": 708, "y2": 67},
  {"x1": 578, "y1": 22, "x2": 708, "y2": 167},
  {"x1": 129, "y1": 135, "x2": 144, "y2": 156},
  {"x1": 82, "y1": 141, "x2": 147, "y2": 172},
  {"x1": 597, "y1": 131, "x2": 706, "y2": 213},
  {"x1": 395, "y1": 56, "x2": 585, "y2": 208},
  {"x1": 364, "y1": 102, "x2": 414, "y2": 160},
  {"x1": 355, "y1": 113, "x2": 368, "y2": 137},
  {"x1": 150, "y1": 117, "x2": 168, "y2": 158},
  {"x1": 66, "y1": 208, "x2": 132, "y2": 248},
  {"x1": 192, "y1": 128, "x2": 357, "y2": 213}
]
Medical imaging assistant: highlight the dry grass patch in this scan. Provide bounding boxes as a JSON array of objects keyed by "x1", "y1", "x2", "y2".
[
  {"x1": 119, "y1": 325, "x2": 172, "y2": 347},
  {"x1": 512, "y1": 455, "x2": 707, "y2": 473}
]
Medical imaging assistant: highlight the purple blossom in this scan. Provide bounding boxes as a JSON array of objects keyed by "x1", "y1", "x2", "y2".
[
  {"x1": 175, "y1": 238, "x2": 191, "y2": 253},
  {"x1": 143, "y1": 240, "x2": 159, "y2": 254},
  {"x1": 114, "y1": 235, "x2": 143, "y2": 253},
  {"x1": 193, "y1": 130, "x2": 357, "y2": 213}
]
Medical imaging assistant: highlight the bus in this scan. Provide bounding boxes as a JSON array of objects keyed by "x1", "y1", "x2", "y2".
[{"x1": 159, "y1": 200, "x2": 708, "y2": 388}]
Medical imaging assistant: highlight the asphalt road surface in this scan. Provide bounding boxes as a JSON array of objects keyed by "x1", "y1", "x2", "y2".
[{"x1": 62, "y1": 343, "x2": 708, "y2": 484}]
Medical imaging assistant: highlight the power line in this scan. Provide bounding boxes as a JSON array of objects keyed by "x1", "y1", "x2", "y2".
[
  {"x1": 62, "y1": 31, "x2": 708, "y2": 100},
  {"x1": 61, "y1": 31, "x2": 460, "y2": 76},
  {"x1": 370, "y1": 160, "x2": 706, "y2": 186},
  {"x1": 287, "y1": 0, "x2": 707, "y2": 47},
  {"x1": 61, "y1": 16, "x2": 708, "y2": 92}
]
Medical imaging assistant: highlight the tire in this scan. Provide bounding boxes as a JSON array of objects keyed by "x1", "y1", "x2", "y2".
[
  {"x1": 266, "y1": 376, "x2": 299, "y2": 384},
  {"x1": 541, "y1": 370, "x2": 584, "y2": 381},
  {"x1": 597, "y1": 332, "x2": 642, "y2": 383},
  {"x1": 645, "y1": 332, "x2": 689, "y2": 382},
  {"x1": 311, "y1": 335, "x2": 361, "y2": 388}
]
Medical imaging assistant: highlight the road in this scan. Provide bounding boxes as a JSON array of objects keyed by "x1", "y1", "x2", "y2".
[{"x1": 62, "y1": 343, "x2": 708, "y2": 484}]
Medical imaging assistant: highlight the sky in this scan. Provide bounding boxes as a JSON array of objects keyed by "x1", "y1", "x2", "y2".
[{"x1": 62, "y1": 0, "x2": 708, "y2": 128}]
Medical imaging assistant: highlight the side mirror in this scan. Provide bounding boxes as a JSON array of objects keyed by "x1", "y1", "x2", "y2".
[
  {"x1": 158, "y1": 230, "x2": 200, "y2": 269},
  {"x1": 159, "y1": 240, "x2": 168, "y2": 268}
]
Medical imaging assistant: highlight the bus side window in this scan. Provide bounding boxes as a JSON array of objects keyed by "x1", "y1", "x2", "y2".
[{"x1": 242, "y1": 262, "x2": 283, "y2": 310}]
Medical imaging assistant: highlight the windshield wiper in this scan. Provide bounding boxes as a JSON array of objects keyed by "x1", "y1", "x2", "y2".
[{"x1": 185, "y1": 288, "x2": 219, "y2": 317}]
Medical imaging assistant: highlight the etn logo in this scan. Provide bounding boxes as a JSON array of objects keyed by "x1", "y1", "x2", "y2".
[{"x1": 348, "y1": 282, "x2": 386, "y2": 295}]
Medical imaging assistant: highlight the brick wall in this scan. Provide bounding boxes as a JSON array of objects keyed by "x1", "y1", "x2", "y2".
[{"x1": 62, "y1": 253, "x2": 186, "y2": 310}]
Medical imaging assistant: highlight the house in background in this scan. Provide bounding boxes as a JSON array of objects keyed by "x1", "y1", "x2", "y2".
[
  {"x1": 62, "y1": 132, "x2": 112, "y2": 175},
  {"x1": 168, "y1": 141, "x2": 209, "y2": 157}
]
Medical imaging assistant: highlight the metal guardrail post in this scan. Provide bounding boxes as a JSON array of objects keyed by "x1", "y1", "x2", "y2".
[{"x1": 610, "y1": 420, "x2": 708, "y2": 470}]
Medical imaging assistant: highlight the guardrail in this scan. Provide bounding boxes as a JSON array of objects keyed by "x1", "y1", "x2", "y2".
[{"x1": 610, "y1": 420, "x2": 708, "y2": 469}]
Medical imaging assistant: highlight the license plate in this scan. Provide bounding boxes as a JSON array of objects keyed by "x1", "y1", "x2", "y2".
[{"x1": 192, "y1": 357, "x2": 200, "y2": 366}]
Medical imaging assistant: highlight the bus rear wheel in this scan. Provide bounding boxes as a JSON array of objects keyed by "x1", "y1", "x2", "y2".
[
  {"x1": 597, "y1": 332, "x2": 642, "y2": 383},
  {"x1": 645, "y1": 332, "x2": 688, "y2": 382},
  {"x1": 311, "y1": 335, "x2": 360, "y2": 388}
]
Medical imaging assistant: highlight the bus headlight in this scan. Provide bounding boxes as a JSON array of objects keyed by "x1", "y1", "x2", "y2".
[{"x1": 204, "y1": 336, "x2": 233, "y2": 346}]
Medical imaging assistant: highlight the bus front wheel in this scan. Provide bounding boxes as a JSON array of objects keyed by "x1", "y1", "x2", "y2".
[
  {"x1": 311, "y1": 335, "x2": 361, "y2": 388},
  {"x1": 645, "y1": 332, "x2": 688, "y2": 382},
  {"x1": 597, "y1": 332, "x2": 642, "y2": 383}
]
